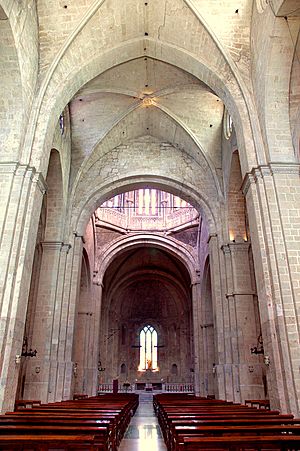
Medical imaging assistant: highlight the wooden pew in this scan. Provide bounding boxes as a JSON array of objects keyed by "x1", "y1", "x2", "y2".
[
  {"x1": 4, "y1": 412, "x2": 119, "y2": 448},
  {"x1": 14, "y1": 399, "x2": 41, "y2": 409},
  {"x1": 73, "y1": 393, "x2": 89, "y2": 400},
  {"x1": 173, "y1": 425, "x2": 300, "y2": 451},
  {"x1": 153, "y1": 394, "x2": 300, "y2": 451},
  {"x1": 0, "y1": 434, "x2": 104, "y2": 450},
  {"x1": 0, "y1": 394, "x2": 138, "y2": 451},
  {"x1": 182, "y1": 435, "x2": 300, "y2": 450},
  {"x1": 245, "y1": 399, "x2": 270, "y2": 409}
]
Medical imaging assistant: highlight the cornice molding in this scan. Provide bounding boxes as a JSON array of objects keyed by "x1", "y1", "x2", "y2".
[
  {"x1": 242, "y1": 162, "x2": 300, "y2": 195},
  {"x1": 0, "y1": 162, "x2": 47, "y2": 194},
  {"x1": 226, "y1": 291, "x2": 256, "y2": 298},
  {"x1": 222, "y1": 241, "x2": 250, "y2": 254},
  {"x1": 41, "y1": 241, "x2": 71, "y2": 252},
  {"x1": 207, "y1": 233, "x2": 218, "y2": 244},
  {"x1": 41, "y1": 241, "x2": 64, "y2": 250}
]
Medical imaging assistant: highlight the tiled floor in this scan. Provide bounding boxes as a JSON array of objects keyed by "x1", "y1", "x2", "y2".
[{"x1": 119, "y1": 393, "x2": 167, "y2": 450}]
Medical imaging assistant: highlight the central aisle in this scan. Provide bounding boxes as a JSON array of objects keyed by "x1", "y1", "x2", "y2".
[{"x1": 119, "y1": 392, "x2": 167, "y2": 450}]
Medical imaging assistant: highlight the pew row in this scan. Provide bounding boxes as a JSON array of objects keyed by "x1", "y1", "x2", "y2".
[
  {"x1": 154, "y1": 393, "x2": 300, "y2": 451},
  {"x1": 0, "y1": 393, "x2": 138, "y2": 450}
]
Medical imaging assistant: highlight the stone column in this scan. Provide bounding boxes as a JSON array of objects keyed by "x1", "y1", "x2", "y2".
[
  {"x1": 52, "y1": 243, "x2": 72, "y2": 402},
  {"x1": 126, "y1": 198, "x2": 134, "y2": 229},
  {"x1": 60, "y1": 234, "x2": 83, "y2": 401},
  {"x1": 243, "y1": 163, "x2": 300, "y2": 415},
  {"x1": 23, "y1": 241, "x2": 71, "y2": 402},
  {"x1": 91, "y1": 281, "x2": 103, "y2": 395},
  {"x1": 222, "y1": 241, "x2": 264, "y2": 403},
  {"x1": 191, "y1": 276, "x2": 201, "y2": 396},
  {"x1": 161, "y1": 200, "x2": 168, "y2": 229},
  {"x1": 73, "y1": 278, "x2": 103, "y2": 397},
  {"x1": 208, "y1": 234, "x2": 226, "y2": 400},
  {"x1": 0, "y1": 163, "x2": 46, "y2": 412}
]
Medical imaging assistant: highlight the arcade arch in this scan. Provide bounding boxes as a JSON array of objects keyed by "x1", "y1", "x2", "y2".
[
  {"x1": 0, "y1": 1, "x2": 299, "y2": 419},
  {"x1": 98, "y1": 244, "x2": 194, "y2": 390}
]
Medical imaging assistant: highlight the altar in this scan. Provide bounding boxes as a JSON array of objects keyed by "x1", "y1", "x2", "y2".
[{"x1": 135, "y1": 382, "x2": 162, "y2": 391}]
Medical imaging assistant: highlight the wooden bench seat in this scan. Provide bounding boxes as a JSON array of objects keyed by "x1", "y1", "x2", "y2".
[
  {"x1": 173, "y1": 425, "x2": 300, "y2": 451},
  {"x1": 182, "y1": 435, "x2": 300, "y2": 450},
  {"x1": 165, "y1": 417, "x2": 300, "y2": 449},
  {"x1": 4, "y1": 414, "x2": 122, "y2": 449},
  {"x1": 245, "y1": 399, "x2": 270, "y2": 409},
  {"x1": 14, "y1": 400, "x2": 42, "y2": 409},
  {"x1": 0, "y1": 434, "x2": 104, "y2": 450},
  {"x1": 0, "y1": 394, "x2": 138, "y2": 451},
  {"x1": 0, "y1": 420, "x2": 114, "y2": 450},
  {"x1": 153, "y1": 393, "x2": 300, "y2": 451}
]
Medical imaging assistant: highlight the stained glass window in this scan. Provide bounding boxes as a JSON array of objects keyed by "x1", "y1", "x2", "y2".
[
  {"x1": 59, "y1": 113, "x2": 64, "y2": 135},
  {"x1": 139, "y1": 325, "x2": 157, "y2": 370}
]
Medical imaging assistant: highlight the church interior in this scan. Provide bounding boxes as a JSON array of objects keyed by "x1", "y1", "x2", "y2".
[{"x1": 0, "y1": 0, "x2": 300, "y2": 433}]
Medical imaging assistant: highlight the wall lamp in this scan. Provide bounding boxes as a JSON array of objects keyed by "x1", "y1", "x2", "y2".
[
  {"x1": 250, "y1": 334, "x2": 264, "y2": 355},
  {"x1": 21, "y1": 337, "x2": 37, "y2": 358},
  {"x1": 98, "y1": 361, "x2": 106, "y2": 372}
]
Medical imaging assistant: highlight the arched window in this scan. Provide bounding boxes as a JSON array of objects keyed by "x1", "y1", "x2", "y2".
[
  {"x1": 223, "y1": 108, "x2": 233, "y2": 140},
  {"x1": 134, "y1": 189, "x2": 159, "y2": 216},
  {"x1": 171, "y1": 363, "x2": 178, "y2": 375},
  {"x1": 59, "y1": 113, "x2": 64, "y2": 135},
  {"x1": 139, "y1": 325, "x2": 158, "y2": 370}
]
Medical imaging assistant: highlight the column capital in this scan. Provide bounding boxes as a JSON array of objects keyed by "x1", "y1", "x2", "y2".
[
  {"x1": 242, "y1": 162, "x2": 300, "y2": 195},
  {"x1": 61, "y1": 243, "x2": 72, "y2": 253},
  {"x1": 226, "y1": 291, "x2": 256, "y2": 298},
  {"x1": 0, "y1": 161, "x2": 19, "y2": 173},
  {"x1": 222, "y1": 241, "x2": 250, "y2": 255},
  {"x1": 73, "y1": 232, "x2": 85, "y2": 243},
  {"x1": 41, "y1": 241, "x2": 64, "y2": 251},
  {"x1": 221, "y1": 244, "x2": 231, "y2": 255},
  {"x1": 32, "y1": 171, "x2": 47, "y2": 195},
  {"x1": 0, "y1": 162, "x2": 47, "y2": 194},
  {"x1": 191, "y1": 281, "x2": 201, "y2": 287},
  {"x1": 191, "y1": 269, "x2": 201, "y2": 286},
  {"x1": 41, "y1": 241, "x2": 72, "y2": 252},
  {"x1": 207, "y1": 233, "x2": 217, "y2": 244},
  {"x1": 93, "y1": 281, "x2": 104, "y2": 287}
]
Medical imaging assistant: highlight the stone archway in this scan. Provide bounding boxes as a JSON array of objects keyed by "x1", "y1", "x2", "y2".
[
  {"x1": 99, "y1": 245, "x2": 194, "y2": 390},
  {"x1": 60, "y1": 173, "x2": 220, "y2": 400}
]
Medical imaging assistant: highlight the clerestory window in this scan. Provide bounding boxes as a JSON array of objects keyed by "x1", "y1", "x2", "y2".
[{"x1": 139, "y1": 325, "x2": 158, "y2": 371}]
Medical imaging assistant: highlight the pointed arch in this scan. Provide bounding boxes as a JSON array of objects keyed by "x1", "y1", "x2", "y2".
[{"x1": 139, "y1": 325, "x2": 158, "y2": 371}]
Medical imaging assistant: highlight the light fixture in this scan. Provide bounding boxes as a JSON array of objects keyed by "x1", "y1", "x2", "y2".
[
  {"x1": 73, "y1": 362, "x2": 78, "y2": 377},
  {"x1": 264, "y1": 355, "x2": 270, "y2": 366},
  {"x1": 229, "y1": 230, "x2": 235, "y2": 241},
  {"x1": 251, "y1": 334, "x2": 264, "y2": 355},
  {"x1": 21, "y1": 337, "x2": 37, "y2": 358},
  {"x1": 15, "y1": 355, "x2": 21, "y2": 364},
  {"x1": 98, "y1": 361, "x2": 105, "y2": 372}
]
